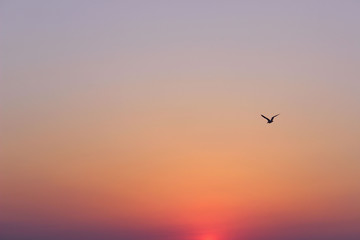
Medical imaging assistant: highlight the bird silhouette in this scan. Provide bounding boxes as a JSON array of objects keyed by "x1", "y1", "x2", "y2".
[{"x1": 261, "y1": 114, "x2": 279, "y2": 124}]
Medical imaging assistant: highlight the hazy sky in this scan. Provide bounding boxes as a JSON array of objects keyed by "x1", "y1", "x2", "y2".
[{"x1": 2, "y1": 1, "x2": 360, "y2": 240}]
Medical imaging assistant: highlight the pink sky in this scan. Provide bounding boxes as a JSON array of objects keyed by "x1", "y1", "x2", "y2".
[{"x1": 2, "y1": 1, "x2": 360, "y2": 239}]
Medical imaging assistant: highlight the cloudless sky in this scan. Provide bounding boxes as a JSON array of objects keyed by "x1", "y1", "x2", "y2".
[{"x1": 1, "y1": 1, "x2": 360, "y2": 240}]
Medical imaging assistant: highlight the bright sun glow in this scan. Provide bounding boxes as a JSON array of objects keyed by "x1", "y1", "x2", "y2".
[{"x1": 201, "y1": 234, "x2": 218, "y2": 240}]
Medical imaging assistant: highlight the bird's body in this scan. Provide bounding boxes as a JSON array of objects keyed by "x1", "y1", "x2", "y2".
[{"x1": 261, "y1": 114, "x2": 279, "y2": 123}]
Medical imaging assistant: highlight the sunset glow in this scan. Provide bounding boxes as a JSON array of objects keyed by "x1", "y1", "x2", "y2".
[
  {"x1": 201, "y1": 234, "x2": 218, "y2": 240},
  {"x1": 2, "y1": 1, "x2": 360, "y2": 240}
]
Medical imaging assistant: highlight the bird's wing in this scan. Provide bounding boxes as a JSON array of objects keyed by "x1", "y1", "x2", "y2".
[
  {"x1": 271, "y1": 114, "x2": 280, "y2": 121},
  {"x1": 261, "y1": 115, "x2": 270, "y2": 121}
]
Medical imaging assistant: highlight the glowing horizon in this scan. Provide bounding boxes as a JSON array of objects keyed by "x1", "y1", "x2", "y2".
[{"x1": 2, "y1": 1, "x2": 360, "y2": 240}]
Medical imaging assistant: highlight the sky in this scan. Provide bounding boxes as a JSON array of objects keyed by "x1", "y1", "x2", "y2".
[{"x1": 1, "y1": 1, "x2": 360, "y2": 240}]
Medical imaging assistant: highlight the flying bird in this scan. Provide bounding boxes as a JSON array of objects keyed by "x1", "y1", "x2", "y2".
[{"x1": 261, "y1": 114, "x2": 279, "y2": 124}]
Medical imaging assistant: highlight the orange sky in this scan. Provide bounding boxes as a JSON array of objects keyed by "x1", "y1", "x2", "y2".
[{"x1": 2, "y1": 1, "x2": 360, "y2": 240}]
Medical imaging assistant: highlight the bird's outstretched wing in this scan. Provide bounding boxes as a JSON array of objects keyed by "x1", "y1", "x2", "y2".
[
  {"x1": 271, "y1": 114, "x2": 280, "y2": 121},
  {"x1": 261, "y1": 115, "x2": 270, "y2": 121}
]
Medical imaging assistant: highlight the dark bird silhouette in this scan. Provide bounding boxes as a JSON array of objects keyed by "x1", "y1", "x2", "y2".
[{"x1": 261, "y1": 114, "x2": 279, "y2": 124}]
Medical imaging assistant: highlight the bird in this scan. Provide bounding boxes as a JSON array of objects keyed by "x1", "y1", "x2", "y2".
[{"x1": 261, "y1": 114, "x2": 279, "y2": 124}]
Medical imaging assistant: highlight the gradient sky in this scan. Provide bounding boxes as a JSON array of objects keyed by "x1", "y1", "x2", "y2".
[{"x1": 1, "y1": 1, "x2": 360, "y2": 240}]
